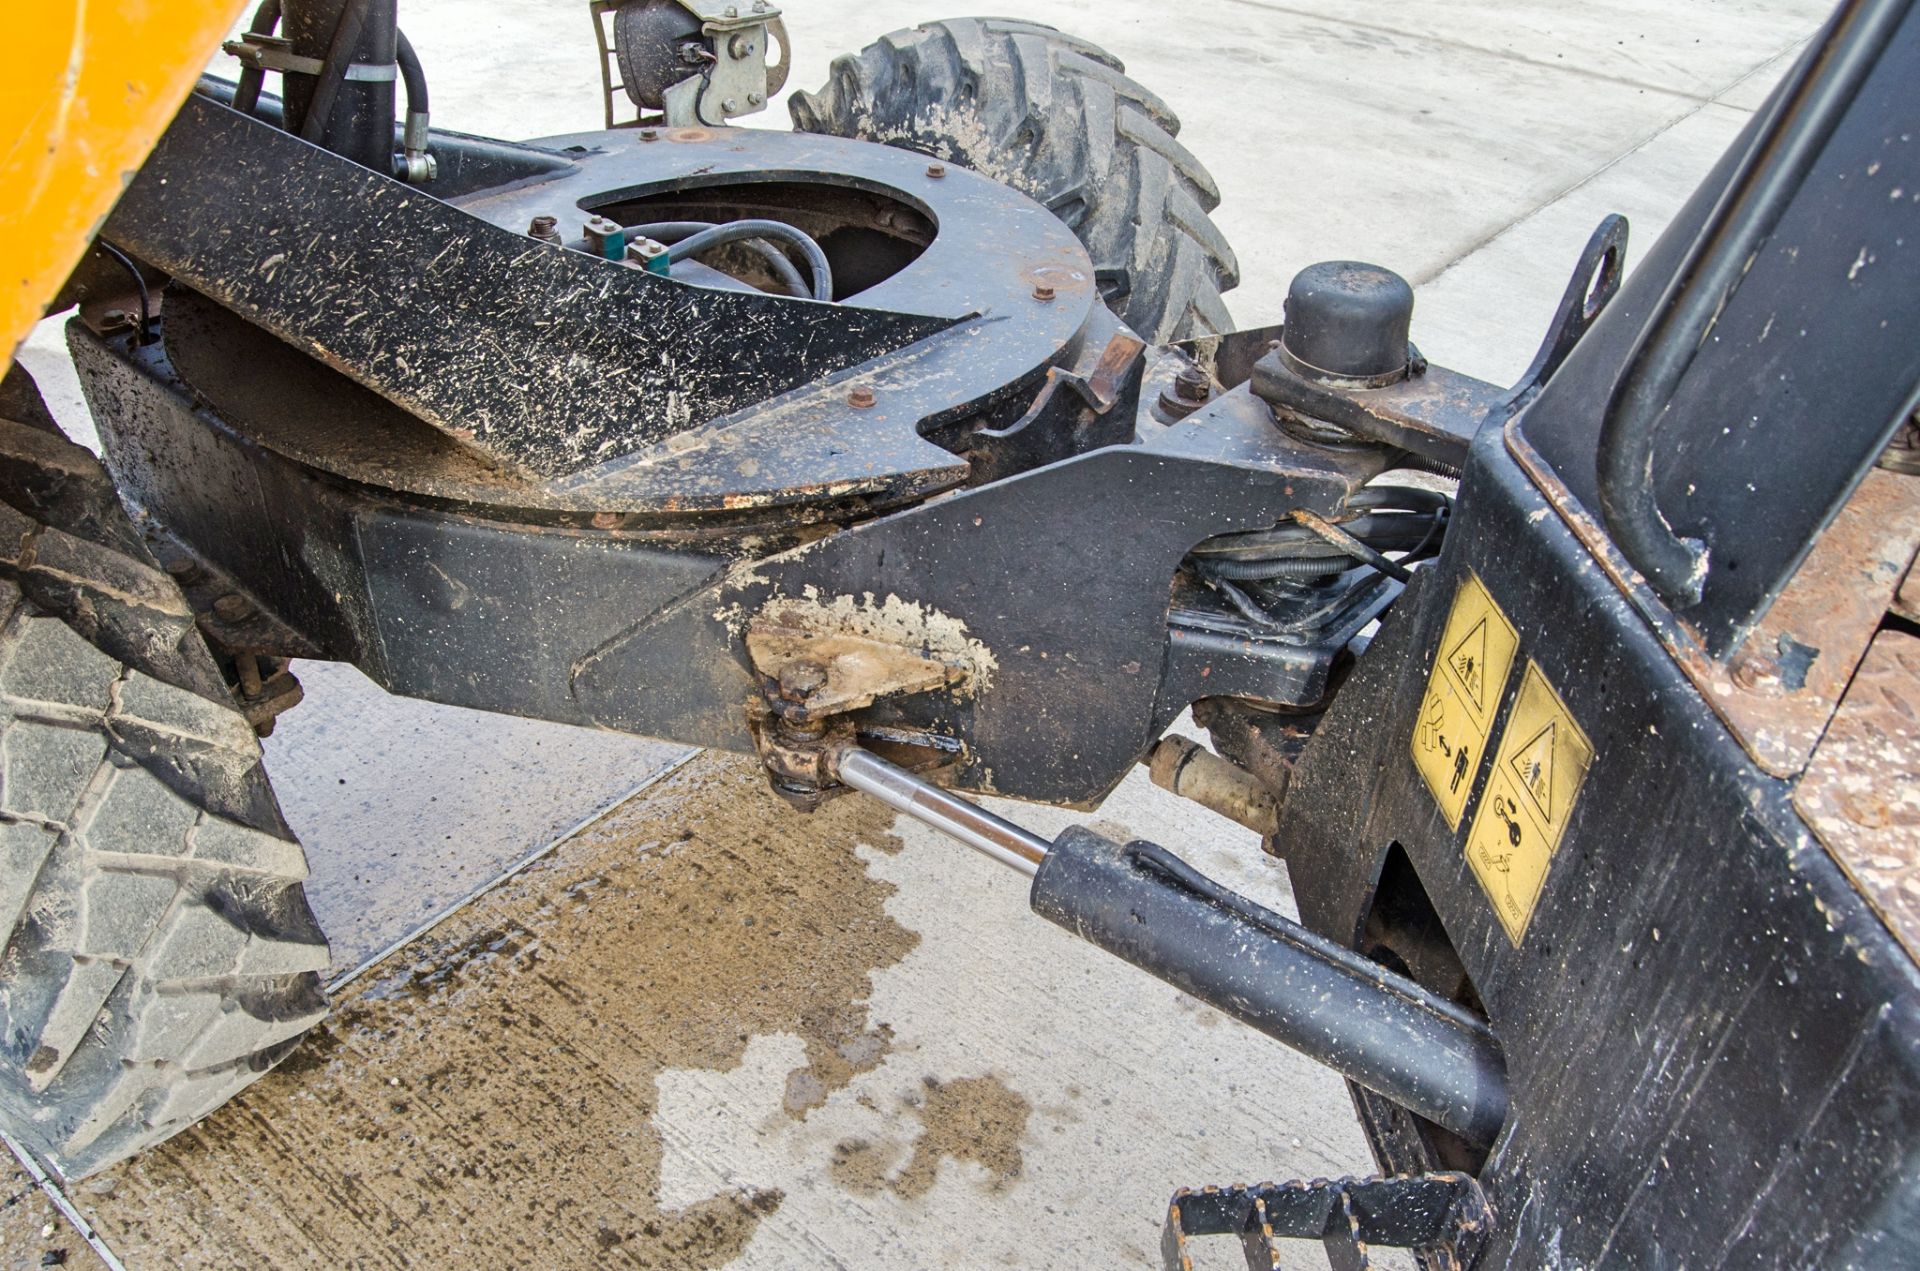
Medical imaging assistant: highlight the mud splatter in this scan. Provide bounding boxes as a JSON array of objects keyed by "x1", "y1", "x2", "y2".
[
  {"x1": 826, "y1": 1075, "x2": 1031, "y2": 1200},
  {"x1": 66, "y1": 755, "x2": 916, "y2": 1269},
  {"x1": 827, "y1": 1136, "x2": 905, "y2": 1197}
]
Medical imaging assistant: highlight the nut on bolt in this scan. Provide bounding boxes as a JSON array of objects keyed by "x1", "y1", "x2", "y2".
[
  {"x1": 777, "y1": 661, "x2": 830, "y2": 703},
  {"x1": 847, "y1": 385, "x2": 877, "y2": 409},
  {"x1": 212, "y1": 593, "x2": 253, "y2": 623},
  {"x1": 1032, "y1": 284, "x2": 1056, "y2": 302},
  {"x1": 1173, "y1": 367, "x2": 1211, "y2": 403}
]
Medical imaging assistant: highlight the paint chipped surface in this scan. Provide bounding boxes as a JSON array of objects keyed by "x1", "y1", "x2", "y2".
[{"x1": 754, "y1": 587, "x2": 999, "y2": 689}]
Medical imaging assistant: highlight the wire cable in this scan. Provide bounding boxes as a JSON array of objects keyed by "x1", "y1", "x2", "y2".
[{"x1": 95, "y1": 243, "x2": 153, "y2": 346}]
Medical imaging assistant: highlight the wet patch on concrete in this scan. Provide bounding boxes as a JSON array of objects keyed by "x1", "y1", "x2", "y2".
[
  {"x1": 894, "y1": 1075, "x2": 1031, "y2": 1199},
  {"x1": 62, "y1": 755, "x2": 915, "y2": 1269},
  {"x1": 826, "y1": 1074, "x2": 1032, "y2": 1200}
]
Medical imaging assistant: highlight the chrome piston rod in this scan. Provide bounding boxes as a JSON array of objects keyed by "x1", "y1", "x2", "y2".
[{"x1": 830, "y1": 746, "x2": 1049, "y2": 876}]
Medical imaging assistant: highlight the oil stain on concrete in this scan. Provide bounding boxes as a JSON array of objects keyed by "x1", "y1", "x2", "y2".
[{"x1": 62, "y1": 755, "x2": 916, "y2": 1268}]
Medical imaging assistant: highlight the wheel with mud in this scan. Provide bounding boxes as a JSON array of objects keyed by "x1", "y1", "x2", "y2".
[
  {"x1": 0, "y1": 367, "x2": 327, "y2": 1178},
  {"x1": 791, "y1": 16, "x2": 1240, "y2": 343}
]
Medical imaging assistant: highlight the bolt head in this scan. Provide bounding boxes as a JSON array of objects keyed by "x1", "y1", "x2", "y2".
[
  {"x1": 847, "y1": 385, "x2": 877, "y2": 408},
  {"x1": 639, "y1": 127, "x2": 659, "y2": 141},
  {"x1": 747, "y1": 91, "x2": 764, "y2": 106},
  {"x1": 212, "y1": 593, "x2": 252, "y2": 622},
  {"x1": 1174, "y1": 367, "x2": 1211, "y2": 402},
  {"x1": 1032, "y1": 284, "x2": 1056, "y2": 302},
  {"x1": 723, "y1": 97, "x2": 741, "y2": 113},
  {"x1": 925, "y1": 163, "x2": 947, "y2": 178}
]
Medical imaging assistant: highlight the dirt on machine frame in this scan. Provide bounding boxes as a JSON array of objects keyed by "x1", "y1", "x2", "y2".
[{"x1": 3, "y1": 0, "x2": 1918, "y2": 1264}]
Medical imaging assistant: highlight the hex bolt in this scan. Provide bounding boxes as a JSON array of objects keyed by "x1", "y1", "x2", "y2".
[
  {"x1": 777, "y1": 661, "x2": 830, "y2": 702},
  {"x1": 639, "y1": 128, "x2": 660, "y2": 142},
  {"x1": 926, "y1": 163, "x2": 947, "y2": 179},
  {"x1": 747, "y1": 91, "x2": 764, "y2": 106},
  {"x1": 212, "y1": 593, "x2": 253, "y2": 623},
  {"x1": 723, "y1": 98, "x2": 741, "y2": 114},
  {"x1": 1032, "y1": 284, "x2": 1056, "y2": 302},
  {"x1": 590, "y1": 510, "x2": 621, "y2": 529},
  {"x1": 1173, "y1": 367, "x2": 1212, "y2": 403},
  {"x1": 527, "y1": 215, "x2": 561, "y2": 244},
  {"x1": 848, "y1": 385, "x2": 877, "y2": 408},
  {"x1": 729, "y1": 33, "x2": 755, "y2": 59},
  {"x1": 1730, "y1": 654, "x2": 1780, "y2": 691}
]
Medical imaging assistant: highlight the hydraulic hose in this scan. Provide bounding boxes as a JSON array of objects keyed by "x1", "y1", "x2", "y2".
[
  {"x1": 666, "y1": 219, "x2": 833, "y2": 301},
  {"x1": 628, "y1": 221, "x2": 809, "y2": 298},
  {"x1": 298, "y1": 0, "x2": 374, "y2": 145},
  {"x1": 395, "y1": 28, "x2": 427, "y2": 115},
  {"x1": 232, "y1": 0, "x2": 283, "y2": 116}
]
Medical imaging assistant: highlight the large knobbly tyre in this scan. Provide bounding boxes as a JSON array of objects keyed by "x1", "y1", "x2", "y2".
[
  {"x1": 0, "y1": 368, "x2": 327, "y2": 1178},
  {"x1": 791, "y1": 16, "x2": 1240, "y2": 343}
]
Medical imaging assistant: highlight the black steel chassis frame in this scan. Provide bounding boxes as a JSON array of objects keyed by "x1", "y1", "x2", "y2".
[
  {"x1": 53, "y1": 0, "x2": 1920, "y2": 1258},
  {"x1": 75, "y1": 87, "x2": 1393, "y2": 809}
]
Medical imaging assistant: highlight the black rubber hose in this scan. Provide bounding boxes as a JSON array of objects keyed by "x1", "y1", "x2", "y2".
[
  {"x1": 666, "y1": 219, "x2": 832, "y2": 301},
  {"x1": 395, "y1": 28, "x2": 427, "y2": 115},
  {"x1": 628, "y1": 221, "x2": 809, "y2": 298},
  {"x1": 299, "y1": 0, "x2": 374, "y2": 144},
  {"x1": 231, "y1": 0, "x2": 282, "y2": 116}
]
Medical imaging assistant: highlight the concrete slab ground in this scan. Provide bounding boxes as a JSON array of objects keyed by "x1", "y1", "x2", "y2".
[{"x1": 7, "y1": 1, "x2": 1830, "y2": 1266}]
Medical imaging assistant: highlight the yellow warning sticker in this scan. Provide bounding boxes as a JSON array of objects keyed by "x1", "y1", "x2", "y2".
[
  {"x1": 1411, "y1": 572, "x2": 1520, "y2": 828},
  {"x1": 1464, "y1": 662, "x2": 1595, "y2": 945}
]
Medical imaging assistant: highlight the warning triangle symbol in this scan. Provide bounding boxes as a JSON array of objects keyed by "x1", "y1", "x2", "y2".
[
  {"x1": 1510, "y1": 721, "x2": 1557, "y2": 823},
  {"x1": 1446, "y1": 616, "x2": 1489, "y2": 708}
]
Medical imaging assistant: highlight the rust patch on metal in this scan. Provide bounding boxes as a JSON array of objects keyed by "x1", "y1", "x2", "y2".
[
  {"x1": 1509, "y1": 423, "x2": 1920, "y2": 777},
  {"x1": 745, "y1": 621, "x2": 966, "y2": 720},
  {"x1": 749, "y1": 589, "x2": 997, "y2": 692},
  {"x1": 1713, "y1": 469, "x2": 1920, "y2": 775},
  {"x1": 1795, "y1": 630, "x2": 1920, "y2": 964}
]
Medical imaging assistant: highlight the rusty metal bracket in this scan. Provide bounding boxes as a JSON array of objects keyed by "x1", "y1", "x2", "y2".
[
  {"x1": 744, "y1": 604, "x2": 980, "y2": 808},
  {"x1": 745, "y1": 617, "x2": 971, "y2": 726},
  {"x1": 1251, "y1": 354, "x2": 1500, "y2": 472},
  {"x1": 1247, "y1": 215, "x2": 1628, "y2": 472}
]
